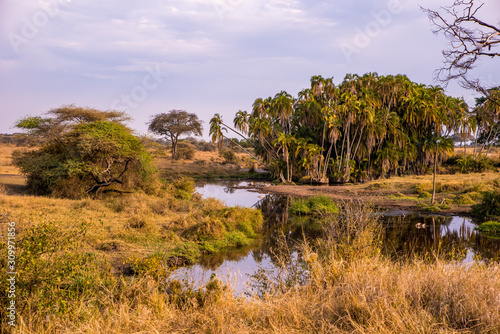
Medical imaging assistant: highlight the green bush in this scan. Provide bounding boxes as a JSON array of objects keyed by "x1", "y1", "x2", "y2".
[
  {"x1": 456, "y1": 155, "x2": 494, "y2": 173},
  {"x1": 176, "y1": 143, "x2": 196, "y2": 160},
  {"x1": 0, "y1": 220, "x2": 112, "y2": 321},
  {"x1": 219, "y1": 149, "x2": 238, "y2": 164},
  {"x1": 472, "y1": 191, "x2": 500, "y2": 219},
  {"x1": 418, "y1": 191, "x2": 432, "y2": 199},
  {"x1": 476, "y1": 221, "x2": 500, "y2": 234},
  {"x1": 290, "y1": 196, "x2": 339, "y2": 216},
  {"x1": 181, "y1": 206, "x2": 263, "y2": 253},
  {"x1": 454, "y1": 193, "x2": 477, "y2": 205},
  {"x1": 170, "y1": 177, "x2": 196, "y2": 199},
  {"x1": 13, "y1": 120, "x2": 158, "y2": 198}
]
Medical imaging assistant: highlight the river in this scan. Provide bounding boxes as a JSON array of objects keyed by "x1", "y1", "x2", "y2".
[{"x1": 172, "y1": 180, "x2": 500, "y2": 295}]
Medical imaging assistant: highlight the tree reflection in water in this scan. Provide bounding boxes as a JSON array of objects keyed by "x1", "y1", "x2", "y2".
[
  {"x1": 176, "y1": 190, "x2": 500, "y2": 295},
  {"x1": 198, "y1": 195, "x2": 500, "y2": 271},
  {"x1": 381, "y1": 215, "x2": 500, "y2": 262}
]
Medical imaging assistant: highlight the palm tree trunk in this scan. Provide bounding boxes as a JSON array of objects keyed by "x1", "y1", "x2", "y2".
[
  {"x1": 221, "y1": 121, "x2": 255, "y2": 148},
  {"x1": 345, "y1": 127, "x2": 351, "y2": 182},
  {"x1": 431, "y1": 145, "x2": 438, "y2": 204},
  {"x1": 222, "y1": 134, "x2": 264, "y2": 164},
  {"x1": 486, "y1": 126, "x2": 499, "y2": 157}
]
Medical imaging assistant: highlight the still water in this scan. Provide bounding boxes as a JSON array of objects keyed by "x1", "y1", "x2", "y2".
[{"x1": 172, "y1": 181, "x2": 500, "y2": 295}]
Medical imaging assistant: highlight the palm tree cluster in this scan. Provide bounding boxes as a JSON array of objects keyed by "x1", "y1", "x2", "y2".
[{"x1": 210, "y1": 73, "x2": 493, "y2": 183}]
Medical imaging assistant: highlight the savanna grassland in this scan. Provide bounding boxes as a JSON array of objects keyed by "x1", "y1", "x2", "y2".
[{"x1": 1, "y1": 140, "x2": 500, "y2": 333}]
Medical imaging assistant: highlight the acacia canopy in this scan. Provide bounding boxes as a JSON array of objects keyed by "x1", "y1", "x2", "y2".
[
  {"x1": 148, "y1": 110, "x2": 203, "y2": 159},
  {"x1": 13, "y1": 106, "x2": 156, "y2": 198}
]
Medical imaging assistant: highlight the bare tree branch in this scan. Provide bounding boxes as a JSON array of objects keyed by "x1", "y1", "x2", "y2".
[{"x1": 422, "y1": 0, "x2": 500, "y2": 95}]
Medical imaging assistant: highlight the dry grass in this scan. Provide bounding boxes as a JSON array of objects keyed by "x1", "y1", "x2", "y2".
[
  {"x1": 0, "y1": 144, "x2": 19, "y2": 174},
  {"x1": 9, "y1": 204, "x2": 500, "y2": 334},
  {"x1": 155, "y1": 149, "x2": 261, "y2": 179},
  {"x1": 14, "y1": 260, "x2": 500, "y2": 333},
  {"x1": 455, "y1": 146, "x2": 500, "y2": 161},
  {"x1": 2, "y1": 143, "x2": 500, "y2": 332},
  {"x1": 362, "y1": 172, "x2": 500, "y2": 194},
  {"x1": 0, "y1": 191, "x2": 261, "y2": 268}
]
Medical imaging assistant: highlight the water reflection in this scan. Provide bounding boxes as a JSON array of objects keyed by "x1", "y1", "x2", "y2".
[
  {"x1": 381, "y1": 214, "x2": 500, "y2": 262},
  {"x1": 175, "y1": 182, "x2": 500, "y2": 294},
  {"x1": 195, "y1": 180, "x2": 265, "y2": 207}
]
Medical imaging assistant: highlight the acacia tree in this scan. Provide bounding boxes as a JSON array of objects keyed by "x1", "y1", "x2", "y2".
[
  {"x1": 148, "y1": 110, "x2": 203, "y2": 159},
  {"x1": 14, "y1": 105, "x2": 130, "y2": 145},
  {"x1": 13, "y1": 107, "x2": 157, "y2": 197}
]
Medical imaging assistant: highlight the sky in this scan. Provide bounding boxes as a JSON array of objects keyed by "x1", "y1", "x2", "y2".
[{"x1": 0, "y1": 0, "x2": 499, "y2": 139}]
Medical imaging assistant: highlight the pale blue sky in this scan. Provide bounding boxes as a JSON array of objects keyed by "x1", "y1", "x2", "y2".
[{"x1": 1, "y1": 0, "x2": 499, "y2": 138}]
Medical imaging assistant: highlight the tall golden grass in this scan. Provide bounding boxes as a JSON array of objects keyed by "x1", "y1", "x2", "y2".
[{"x1": 5, "y1": 202, "x2": 499, "y2": 334}]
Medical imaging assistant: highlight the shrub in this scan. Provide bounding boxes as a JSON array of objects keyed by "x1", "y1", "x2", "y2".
[
  {"x1": 418, "y1": 191, "x2": 432, "y2": 198},
  {"x1": 290, "y1": 196, "x2": 339, "y2": 216},
  {"x1": 457, "y1": 155, "x2": 494, "y2": 173},
  {"x1": 476, "y1": 221, "x2": 500, "y2": 234},
  {"x1": 170, "y1": 177, "x2": 196, "y2": 199},
  {"x1": 0, "y1": 220, "x2": 112, "y2": 322},
  {"x1": 13, "y1": 121, "x2": 159, "y2": 198},
  {"x1": 454, "y1": 193, "x2": 477, "y2": 205},
  {"x1": 175, "y1": 143, "x2": 196, "y2": 160},
  {"x1": 219, "y1": 149, "x2": 238, "y2": 164},
  {"x1": 472, "y1": 191, "x2": 500, "y2": 219}
]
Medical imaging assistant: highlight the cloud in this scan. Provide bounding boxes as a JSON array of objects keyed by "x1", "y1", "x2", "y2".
[{"x1": 0, "y1": 0, "x2": 499, "y2": 135}]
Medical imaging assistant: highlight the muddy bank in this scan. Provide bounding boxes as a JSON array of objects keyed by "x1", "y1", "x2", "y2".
[{"x1": 254, "y1": 184, "x2": 473, "y2": 216}]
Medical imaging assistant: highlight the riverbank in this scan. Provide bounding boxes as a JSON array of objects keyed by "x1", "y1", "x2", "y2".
[{"x1": 255, "y1": 172, "x2": 500, "y2": 215}]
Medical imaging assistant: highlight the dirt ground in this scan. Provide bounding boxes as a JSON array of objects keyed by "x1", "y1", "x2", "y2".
[{"x1": 253, "y1": 171, "x2": 500, "y2": 215}]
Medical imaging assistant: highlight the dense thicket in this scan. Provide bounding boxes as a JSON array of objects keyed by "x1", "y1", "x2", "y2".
[
  {"x1": 211, "y1": 73, "x2": 498, "y2": 183},
  {"x1": 13, "y1": 106, "x2": 158, "y2": 198}
]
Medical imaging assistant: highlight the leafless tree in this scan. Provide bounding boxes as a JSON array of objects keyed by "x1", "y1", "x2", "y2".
[{"x1": 422, "y1": 0, "x2": 499, "y2": 99}]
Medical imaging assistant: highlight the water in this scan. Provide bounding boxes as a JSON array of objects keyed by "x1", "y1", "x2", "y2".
[
  {"x1": 171, "y1": 181, "x2": 500, "y2": 295},
  {"x1": 195, "y1": 180, "x2": 268, "y2": 207}
]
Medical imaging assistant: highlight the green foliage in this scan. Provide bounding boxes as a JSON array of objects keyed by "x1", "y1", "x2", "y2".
[
  {"x1": 219, "y1": 149, "x2": 238, "y2": 164},
  {"x1": 290, "y1": 196, "x2": 339, "y2": 216},
  {"x1": 419, "y1": 191, "x2": 432, "y2": 199},
  {"x1": 223, "y1": 73, "x2": 470, "y2": 183},
  {"x1": 170, "y1": 177, "x2": 196, "y2": 199},
  {"x1": 476, "y1": 221, "x2": 500, "y2": 234},
  {"x1": 181, "y1": 206, "x2": 263, "y2": 253},
  {"x1": 472, "y1": 191, "x2": 500, "y2": 219},
  {"x1": 0, "y1": 220, "x2": 111, "y2": 320},
  {"x1": 456, "y1": 155, "x2": 494, "y2": 173},
  {"x1": 454, "y1": 193, "x2": 477, "y2": 205},
  {"x1": 12, "y1": 118, "x2": 158, "y2": 198},
  {"x1": 148, "y1": 110, "x2": 203, "y2": 160},
  {"x1": 15, "y1": 116, "x2": 51, "y2": 130}
]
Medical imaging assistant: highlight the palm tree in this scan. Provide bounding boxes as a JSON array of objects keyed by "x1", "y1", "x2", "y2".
[
  {"x1": 424, "y1": 136, "x2": 454, "y2": 204},
  {"x1": 274, "y1": 132, "x2": 296, "y2": 182},
  {"x1": 209, "y1": 114, "x2": 263, "y2": 164}
]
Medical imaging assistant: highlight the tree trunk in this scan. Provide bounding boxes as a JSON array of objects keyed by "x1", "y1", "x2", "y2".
[
  {"x1": 223, "y1": 134, "x2": 264, "y2": 164},
  {"x1": 171, "y1": 135, "x2": 178, "y2": 160},
  {"x1": 431, "y1": 145, "x2": 438, "y2": 204}
]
